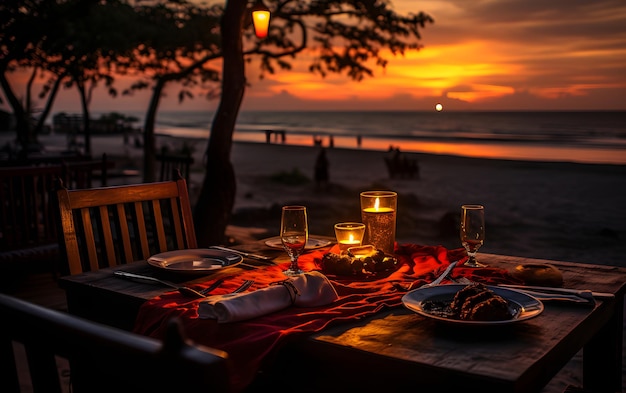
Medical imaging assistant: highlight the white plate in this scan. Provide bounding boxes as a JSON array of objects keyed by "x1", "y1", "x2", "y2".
[
  {"x1": 264, "y1": 236, "x2": 333, "y2": 250},
  {"x1": 401, "y1": 284, "x2": 544, "y2": 326},
  {"x1": 147, "y1": 249, "x2": 243, "y2": 274}
]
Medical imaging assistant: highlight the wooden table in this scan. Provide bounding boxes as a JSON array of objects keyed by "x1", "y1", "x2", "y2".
[{"x1": 58, "y1": 240, "x2": 626, "y2": 393}]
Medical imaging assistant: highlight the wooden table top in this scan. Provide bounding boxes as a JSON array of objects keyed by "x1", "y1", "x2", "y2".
[{"x1": 58, "y1": 239, "x2": 626, "y2": 393}]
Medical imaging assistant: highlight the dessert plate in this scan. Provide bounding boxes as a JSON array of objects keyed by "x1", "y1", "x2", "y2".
[
  {"x1": 147, "y1": 249, "x2": 243, "y2": 275},
  {"x1": 264, "y1": 236, "x2": 332, "y2": 250},
  {"x1": 401, "y1": 284, "x2": 544, "y2": 326}
]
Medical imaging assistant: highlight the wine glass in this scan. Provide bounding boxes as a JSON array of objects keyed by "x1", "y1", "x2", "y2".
[
  {"x1": 460, "y1": 204, "x2": 486, "y2": 267},
  {"x1": 280, "y1": 205, "x2": 308, "y2": 276}
]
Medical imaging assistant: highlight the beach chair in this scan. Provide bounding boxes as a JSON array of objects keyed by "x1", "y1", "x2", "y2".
[
  {"x1": 0, "y1": 293, "x2": 230, "y2": 393},
  {"x1": 55, "y1": 172, "x2": 197, "y2": 276}
]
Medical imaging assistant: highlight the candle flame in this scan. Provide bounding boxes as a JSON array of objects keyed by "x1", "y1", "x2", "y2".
[
  {"x1": 349, "y1": 234, "x2": 354, "y2": 242},
  {"x1": 374, "y1": 197, "x2": 380, "y2": 211}
]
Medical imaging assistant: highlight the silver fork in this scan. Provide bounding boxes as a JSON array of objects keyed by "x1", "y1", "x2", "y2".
[
  {"x1": 201, "y1": 278, "x2": 254, "y2": 296},
  {"x1": 200, "y1": 277, "x2": 227, "y2": 295},
  {"x1": 392, "y1": 261, "x2": 458, "y2": 292},
  {"x1": 232, "y1": 280, "x2": 254, "y2": 293}
]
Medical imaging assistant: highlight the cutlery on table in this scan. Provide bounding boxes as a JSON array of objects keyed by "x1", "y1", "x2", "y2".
[
  {"x1": 498, "y1": 284, "x2": 614, "y2": 300},
  {"x1": 210, "y1": 246, "x2": 274, "y2": 263},
  {"x1": 502, "y1": 288, "x2": 595, "y2": 304},
  {"x1": 393, "y1": 261, "x2": 458, "y2": 292},
  {"x1": 113, "y1": 272, "x2": 255, "y2": 298},
  {"x1": 198, "y1": 278, "x2": 254, "y2": 296},
  {"x1": 421, "y1": 261, "x2": 458, "y2": 288},
  {"x1": 453, "y1": 279, "x2": 600, "y2": 304},
  {"x1": 231, "y1": 280, "x2": 255, "y2": 294},
  {"x1": 200, "y1": 277, "x2": 227, "y2": 295},
  {"x1": 113, "y1": 271, "x2": 207, "y2": 299}
]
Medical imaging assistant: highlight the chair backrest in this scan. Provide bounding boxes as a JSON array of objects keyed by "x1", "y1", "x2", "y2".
[
  {"x1": 156, "y1": 150, "x2": 194, "y2": 183},
  {"x1": 62, "y1": 153, "x2": 114, "y2": 188},
  {"x1": 56, "y1": 174, "x2": 197, "y2": 276},
  {"x1": 0, "y1": 165, "x2": 62, "y2": 253},
  {"x1": 0, "y1": 293, "x2": 231, "y2": 393}
]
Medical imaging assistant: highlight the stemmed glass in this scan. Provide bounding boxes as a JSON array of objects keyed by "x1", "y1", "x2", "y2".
[
  {"x1": 280, "y1": 205, "x2": 308, "y2": 276},
  {"x1": 460, "y1": 204, "x2": 486, "y2": 267}
]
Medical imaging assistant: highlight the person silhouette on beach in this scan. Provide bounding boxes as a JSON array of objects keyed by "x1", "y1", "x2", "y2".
[{"x1": 314, "y1": 148, "x2": 330, "y2": 190}]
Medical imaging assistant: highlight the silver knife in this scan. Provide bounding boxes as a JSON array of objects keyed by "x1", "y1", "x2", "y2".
[
  {"x1": 498, "y1": 284, "x2": 614, "y2": 300},
  {"x1": 503, "y1": 288, "x2": 595, "y2": 304},
  {"x1": 210, "y1": 246, "x2": 274, "y2": 262}
]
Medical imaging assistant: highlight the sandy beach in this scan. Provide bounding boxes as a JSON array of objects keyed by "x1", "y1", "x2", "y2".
[
  {"x1": 4, "y1": 132, "x2": 625, "y2": 392},
  {"x1": 224, "y1": 142, "x2": 626, "y2": 266}
]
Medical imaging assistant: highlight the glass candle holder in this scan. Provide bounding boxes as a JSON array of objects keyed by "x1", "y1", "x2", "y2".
[
  {"x1": 334, "y1": 222, "x2": 366, "y2": 252},
  {"x1": 360, "y1": 191, "x2": 397, "y2": 254}
]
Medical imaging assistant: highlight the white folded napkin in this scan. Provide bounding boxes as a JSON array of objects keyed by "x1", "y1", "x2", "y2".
[{"x1": 198, "y1": 271, "x2": 339, "y2": 323}]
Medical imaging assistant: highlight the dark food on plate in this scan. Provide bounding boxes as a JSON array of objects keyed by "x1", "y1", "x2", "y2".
[
  {"x1": 320, "y1": 248, "x2": 398, "y2": 276},
  {"x1": 450, "y1": 283, "x2": 513, "y2": 321}
]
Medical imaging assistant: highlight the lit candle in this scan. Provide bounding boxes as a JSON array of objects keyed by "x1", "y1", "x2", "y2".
[
  {"x1": 360, "y1": 191, "x2": 397, "y2": 254},
  {"x1": 334, "y1": 222, "x2": 366, "y2": 252}
]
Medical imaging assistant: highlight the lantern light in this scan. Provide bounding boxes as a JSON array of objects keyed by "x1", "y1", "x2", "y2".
[{"x1": 251, "y1": 0, "x2": 270, "y2": 38}]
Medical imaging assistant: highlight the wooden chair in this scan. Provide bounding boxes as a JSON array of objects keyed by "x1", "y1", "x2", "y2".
[
  {"x1": 62, "y1": 153, "x2": 114, "y2": 188},
  {"x1": 56, "y1": 172, "x2": 197, "y2": 276},
  {"x1": 0, "y1": 293, "x2": 231, "y2": 393},
  {"x1": 0, "y1": 154, "x2": 115, "y2": 290},
  {"x1": 0, "y1": 165, "x2": 64, "y2": 279},
  {"x1": 156, "y1": 148, "x2": 194, "y2": 183}
]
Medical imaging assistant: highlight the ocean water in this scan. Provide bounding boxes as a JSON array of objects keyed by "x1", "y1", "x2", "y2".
[{"x1": 143, "y1": 110, "x2": 626, "y2": 165}]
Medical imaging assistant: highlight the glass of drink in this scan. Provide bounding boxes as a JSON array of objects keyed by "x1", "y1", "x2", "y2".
[
  {"x1": 280, "y1": 205, "x2": 308, "y2": 276},
  {"x1": 460, "y1": 204, "x2": 486, "y2": 267}
]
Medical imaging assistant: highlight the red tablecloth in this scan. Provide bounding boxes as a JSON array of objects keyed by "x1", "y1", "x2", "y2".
[{"x1": 133, "y1": 243, "x2": 520, "y2": 392}]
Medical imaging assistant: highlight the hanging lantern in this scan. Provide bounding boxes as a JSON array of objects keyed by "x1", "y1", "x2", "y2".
[{"x1": 251, "y1": 0, "x2": 270, "y2": 38}]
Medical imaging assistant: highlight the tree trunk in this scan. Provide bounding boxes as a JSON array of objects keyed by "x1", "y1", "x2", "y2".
[
  {"x1": 34, "y1": 76, "x2": 62, "y2": 135},
  {"x1": 0, "y1": 71, "x2": 32, "y2": 155},
  {"x1": 142, "y1": 78, "x2": 164, "y2": 183},
  {"x1": 77, "y1": 83, "x2": 91, "y2": 156},
  {"x1": 193, "y1": 0, "x2": 247, "y2": 247}
]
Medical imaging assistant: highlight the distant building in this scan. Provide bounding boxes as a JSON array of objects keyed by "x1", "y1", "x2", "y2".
[
  {"x1": 52, "y1": 113, "x2": 82, "y2": 134},
  {"x1": 52, "y1": 112, "x2": 140, "y2": 134}
]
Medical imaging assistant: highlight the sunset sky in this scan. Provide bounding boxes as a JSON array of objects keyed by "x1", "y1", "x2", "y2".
[{"x1": 4, "y1": 0, "x2": 626, "y2": 113}]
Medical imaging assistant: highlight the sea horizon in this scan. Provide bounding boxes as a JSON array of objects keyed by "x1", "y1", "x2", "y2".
[
  {"x1": 6, "y1": 109, "x2": 626, "y2": 166},
  {"x1": 152, "y1": 109, "x2": 626, "y2": 166}
]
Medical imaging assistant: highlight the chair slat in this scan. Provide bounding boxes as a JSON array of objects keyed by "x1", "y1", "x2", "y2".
[
  {"x1": 116, "y1": 204, "x2": 134, "y2": 263},
  {"x1": 169, "y1": 197, "x2": 185, "y2": 249},
  {"x1": 134, "y1": 201, "x2": 151, "y2": 258},
  {"x1": 99, "y1": 205, "x2": 116, "y2": 268},
  {"x1": 80, "y1": 207, "x2": 100, "y2": 273},
  {"x1": 176, "y1": 177, "x2": 197, "y2": 249},
  {"x1": 152, "y1": 199, "x2": 168, "y2": 253}
]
